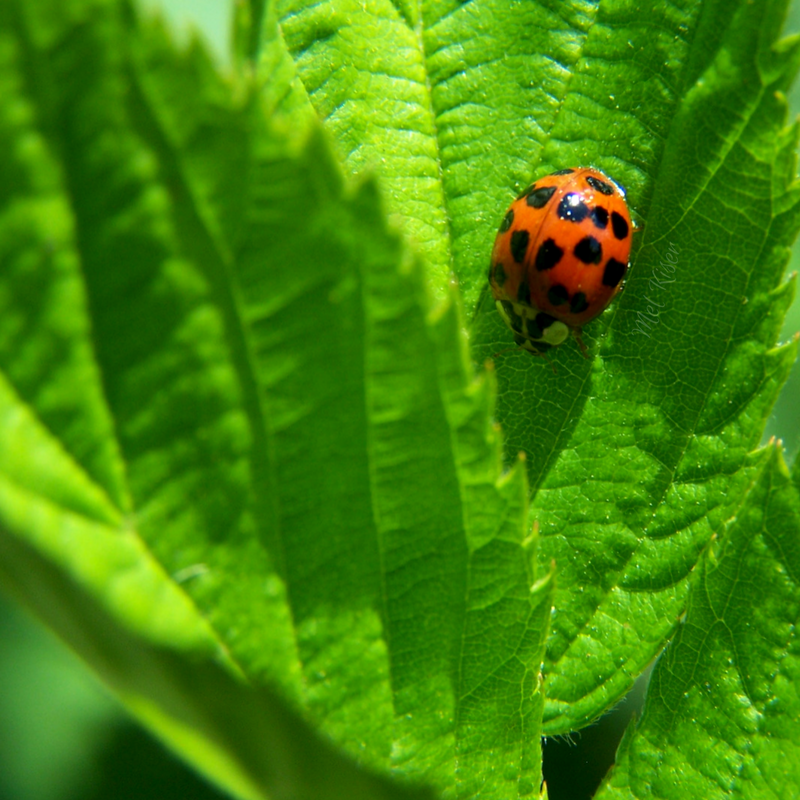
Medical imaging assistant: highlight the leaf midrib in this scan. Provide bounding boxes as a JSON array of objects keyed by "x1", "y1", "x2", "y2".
[{"x1": 117, "y1": 34, "x2": 296, "y2": 678}]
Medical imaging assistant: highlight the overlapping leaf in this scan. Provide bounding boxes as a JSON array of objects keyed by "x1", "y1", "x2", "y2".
[{"x1": 0, "y1": 0, "x2": 553, "y2": 797}]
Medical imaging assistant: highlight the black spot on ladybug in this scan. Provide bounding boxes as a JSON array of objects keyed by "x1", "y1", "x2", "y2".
[
  {"x1": 527, "y1": 186, "x2": 557, "y2": 209},
  {"x1": 570, "y1": 292, "x2": 589, "y2": 314},
  {"x1": 491, "y1": 262, "x2": 506, "y2": 286},
  {"x1": 535, "y1": 238, "x2": 564, "y2": 271},
  {"x1": 516, "y1": 184, "x2": 534, "y2": 201},
  {"x1": 557, "y1": 193, "x2": 589, "y2": 223},
  {"x1": 591, "y1": 206, "x2": 609, "y2": 229},
  {"x1": 586, "y1": 175, "x2": 614, "y2": 195},
  {"x1": 501, "y1": 300, "x2": 524, "y2": 334},
  {"x1": 574, "y1": 236, "x2": 603, "y2": 265},
  {"x1": 611, "y1": 211, "x2": 629, "y2": 240},
  {"x1": 548, "y1": 284, "x2": 569, "y2": 306},
  {"x1": 603, "y1": 258, "x2": 627, "y2": 287},
  {"x1": 517, "y1": 277, "x2": 531, "y2": 304},
  {"x1": 510, "y1": 229, "x2": 529, "y2": 263},
  {"x1": 500, "y1": 208, "x2": 514, "y2": 233},
  {"x1": 550, "y1": 168, "x2": 575, "y2": 176}
]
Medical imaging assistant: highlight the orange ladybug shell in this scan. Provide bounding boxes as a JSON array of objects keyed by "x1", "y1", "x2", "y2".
[{"x1": 490, "y1": 167, "x2": 632, "y2": 330}]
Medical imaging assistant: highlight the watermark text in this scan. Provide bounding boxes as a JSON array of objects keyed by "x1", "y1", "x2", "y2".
[{"x1": 631, "y1": 242, "x2": 679, "y2": 337}]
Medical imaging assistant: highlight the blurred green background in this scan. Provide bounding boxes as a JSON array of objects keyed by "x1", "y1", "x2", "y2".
[{"x1": 1, "y1": 2, "x2": 800, "y2": 799}]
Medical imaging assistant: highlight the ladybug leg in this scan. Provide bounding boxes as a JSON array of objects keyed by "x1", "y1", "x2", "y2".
[
  {"x1": 542, "y1": 350, "x2": 558, "y2": 375},
  {"x1": 516, "y1": 335, "x2": 559, "y2": 373},
  {"x1": 490, "y1": 344, "x2": 558, "y2": 374},
  {"x1": 524, "y1": 345, "x2": 558, "y2": 375},
  {"x1": 491, "y1": 345, "x2": 522, "y2": 360},
  {"x1": 572, "y1": 327, "x2": 590, "y2": 359}
]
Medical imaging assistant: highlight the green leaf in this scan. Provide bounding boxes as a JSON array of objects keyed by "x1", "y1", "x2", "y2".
[
  {"x1": 594, "y1": 442, "x2": 800, "y2": 800},
  {"x1": 0, "y1": 528, "x2": 435, "y2": 800},
  {"x1": 232, "y1": 123, "x2": 554, "y2": 798},
  {"x1": 0, "y1": 0, "x2": 552, "y2": 797},
  {"x1": 792, "y1": 436, "x2": 800, "y2": 495}
]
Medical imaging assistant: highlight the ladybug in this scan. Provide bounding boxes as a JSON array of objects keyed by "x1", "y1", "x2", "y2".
[{"x1": 489, "y1": 167, "x2": 632, "y2": 357}]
